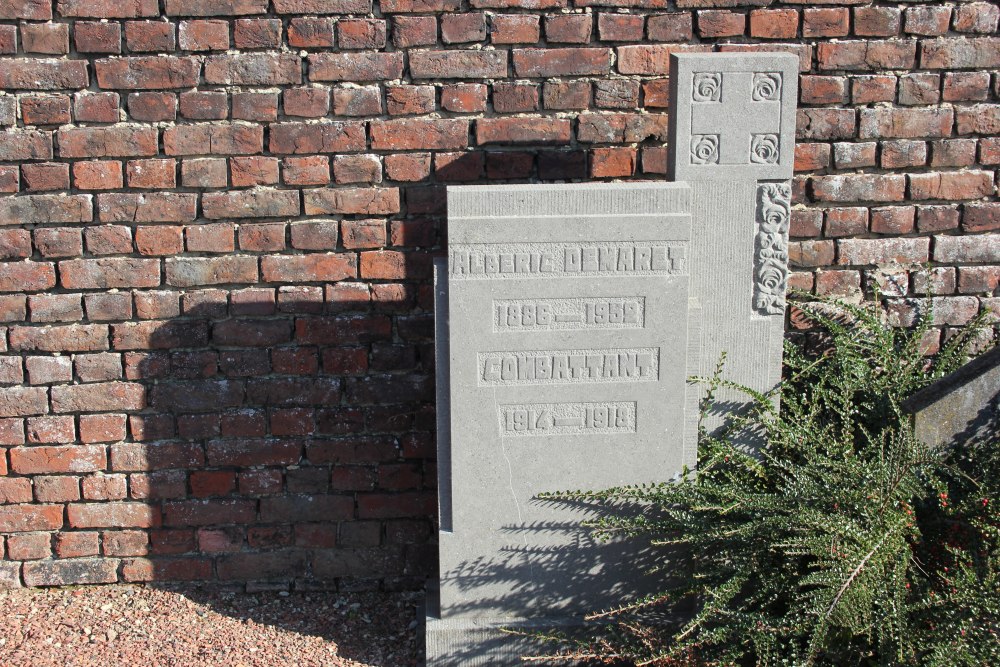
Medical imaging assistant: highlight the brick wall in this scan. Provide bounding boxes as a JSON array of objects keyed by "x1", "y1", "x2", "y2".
[{"x1": 0, "y1": 0, "x2": 997, "y2": 589}]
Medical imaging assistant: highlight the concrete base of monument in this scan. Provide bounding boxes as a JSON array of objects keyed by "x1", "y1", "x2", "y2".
[{"x1": 425, "y1": 613, "x2": 591, "y2": 666}]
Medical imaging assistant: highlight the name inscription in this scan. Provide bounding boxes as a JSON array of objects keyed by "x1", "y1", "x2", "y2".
[
  {"x1": 499, "y1": 402, "x2": 636, "y2": 437},
  {"x1": 450, "y1": 242, "x2": 686, "y2": 279},
  {"x1": 479, "y1": 348, "x2": 658, "y2": 386},
  {"x1": 495, "y1": 298, "x2": 644, "y2": 331}
]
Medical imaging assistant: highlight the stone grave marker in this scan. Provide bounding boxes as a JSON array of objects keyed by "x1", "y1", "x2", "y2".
[
  {"x1": 429, "y1": 52, "x2": 799, "y2": 665},
  {"x1": 903, "y1": 344, "x2": 1000, "y2": 450}
]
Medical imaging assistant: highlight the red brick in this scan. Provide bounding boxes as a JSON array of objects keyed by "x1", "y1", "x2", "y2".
[
  {"x1": 881, "y1": 140, "x2": 927, "y2": 169},
  {"x1": 647, "y1": 13, "x2": 693, "y2": 41},
  {"x1": 202, "y1": 189, "x2": 298, "y2": 219},
  {"x1": 121, "y1": 557, "x2": 211, "y2": 582},
  {"x1": 963, "y1": 203, "x2": 1000, "y2": 233},
  {"x1": 126, "y1": 21, "x2": 176, "y2": 52},
  {"x1": 288, "y1": 17, "x2": 335, "y2": 48},
  {"x1": 943, "y1": 72, "x2": 991, "y2": 103},
  {"x1": 34, "y1": 475, "x2": 80, "y2": 502},
  {"x1": 591, "y1": 147, "x2": 636, "y2": 177},
  {"x1": 21, "y1": 162, "x2": 69, "y2": 192},
  {"x1": 128, "y1": 92, "x2": 177, "y2": 121},
  {"x1": 0, "y1": 261, "x2": 56, "y2": 293},
  {"x1": 825, "y1": 207, "x2": 868, "y2": 237},
  {"x1": 0, "y1": 478, "x2": 32, "y2": 504},
  {"x1": 852, "y1": 75, "x2": 896, "y2": 104},
  {"x1": 166, "y1": 0, "x2": 268, "y2": 15},
  {"x1": 334, "y1": 154, "x2": 382, "y2": 184},
  {"x1": 385, "y1": 153, "x2": 431, "y2": 181},
  {"x1": 58, "y1": 0, "x2": 157, "y2": 17},
  {"x1": 230, "y1": 156, "x2": 280, "y2": 187},
  {"x1": 55, "y1": 531, "x2": 99, "y2": 558},
  {"x1": 84, "y1": 226, "x2": 132, "y2": 255},
  {"x1": 955, "y1": 104, "x2": 1000, "y2": 136},
  {"x1": 79, "y1": 414, "x2": 127, "y2": 443},
  {"x1": 21, "y1": 23, "x2": 69, "y2": 54},
  {"x1": 178, "y1": 19, "x2": 230, "y2": 51},
  {"x1": 136, "y1": 226, "x2": 184, "y2": 256},
  {"x1": 163, "y1": 124, "x2": 263, "y2": 156},
  {"x1": 598, "y1": 13, "x2": 643, "y2": 41},
  {"x1": 103, "y1": 530, "x2": 148, "y2": 556},
  {"x1": 205, "y1": 53, "x2": 301, "y2": 85},
  {"x1": 75, "y1": 21, "x2": 121, "y2": 53},
  {"x1": 233, "y1": 18, "x2": 282, "y2": 48},
  {"x1": 0, "y1": 59, "x2": 87, "y2": 90},
  {"x1": 854, "y1": 7, "x2": 900, "y2": 37},
  {"x1": 237, "y1": 222, "x2": 285, "y2": 251},
  {"x1": 98, "y1": 192, "x2": 197, "y2": 223},
  {"x1": 11, "y1": 445, "x2": 106, "y2": 475},
  {"x1": 514, "y1": 48, "x2": 610, "y2": 77},
  {"x1": 309, "y1": 52, "x2": 403, "y2": 81},
  {"x1": 371, "y1": 119, "x2": 468, "y2": 151},
  {"x1": 0, "y1": 230, "x2": 29, "y2": 259},
  {"x1": 21, "y1": 96, "x2": 71, "y2": 125},
  {"x1": 750, "y1": 9, "x2": 798, "y2": 39},
  {"x1": 58, "y1": 126, "x2": 158, "y2": 158},
  {"x1": 95, "y1": 56, "x2": 199, "y2": 90},
  {"x1": 284, "y1": 156, "x2": 330, "y2": 186},
  {"x1": 165, "y1": 256, "x2": 257, "y2": 287},
  {"x1": 794, "y1": 143, "x2": 830, "y2": 172},
  {"x1": 11, "y1": 324, "x2": 106, "y2": 352},
  {"x1": 332, "y1": 86, "x2": 383, "y2": 116},
  {"x1": 127, "y1": 159, "x2": 176, "y2": 189},
  {"x1": 870, "y1": 206, "x2": 915, "y2": 235},
  {"x1": 440, "y1": 84, "x2": 487, "y2": 113},
  {"x1": 68, "y1": 502, "x2": 158, "y2": 529},
  {"x1": 617, "y1": 44, "x2": 711, "y2": 75},
  {"x1": 261, "y1": 254, "x2": 357, "y2": 282},
  {"x1": 477, "y1": 118, "x2": 571, "y2": 145},
  {"x1": 545, "y1": 14, "x2": 592, "y2": 43},
  {"x1": 26, "y1": 415, "x2": 75, "y2": 443},
  {"x1": 0, "y1": 131, "x2": 52, "y2": 161},
  {"x1": 386, "y1": 85, "x2": 436, "y2": 116},
  {"x1": 953, "y1": 2, "x2": 999, "y2": 33},
  {"x1": 921, "y1": 37, "x2": 1000, "y2": 69},
  {"x1": 812, "y1": 174, "x2": 906, "y2": 203},
  {"x1": 817, "y1": 40, "x2": 916, "y2": 71},
  {"x1": 179, "y1": 91, "x2": 228, "y2": 120},
  {"x1": 697, "y1": 10, "x2": 745, "y2": 38},
  {"x1": 181, "y1": 158, "x2": 228, "y2": 188},
  {"x1": 800, "y1": 76, "x2": 848, "y2": 105},
  {"x1": 74, "y1": 161, "x2": 123, "y2": 190},
  {"x1": 837, "y1": 238, "x2": 930, "y2": 266},
  {"x1": 543, "y1": 81, "x2": 591, "y2": 110},
  {"x1": 904, "y1": 6, "x2": 951, "y2": 36},
  {"x1": 73, "y1": 92, "x2": 119, "y2": 123},
  {"x1": 492, "y1": 14, "x2": 539, "y2": 44},
  {"x1": 909, "y1": 171, "x2": 993, "y2": 201},
  {"x1": 392, "y1": 16, "x2": 436, "y2": 47},
  {"x1": 0, "y1": 0, "x2": 51, "y2": 19},
  {"x1": 82, "y1": 474, "x2": 127, "y2": 501},
  {"x1": 269, "y1": 121, "x2": 366, "y2": 154},
  {"x1": 859, "y1": 108, "x2": 952, "y2": 139}
]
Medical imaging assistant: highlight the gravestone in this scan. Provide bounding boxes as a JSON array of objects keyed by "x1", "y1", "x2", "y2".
[
  {"x1": 902, "y1": 345, "x2": 1000, "y2": 449},
  {"x1": 428, "y1": 52, "x2": 798, "y2": 665}
]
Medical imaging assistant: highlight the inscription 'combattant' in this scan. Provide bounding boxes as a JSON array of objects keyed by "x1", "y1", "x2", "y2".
[{"x1": 479, "y1": 349, "x2": 658, "y2": 385}]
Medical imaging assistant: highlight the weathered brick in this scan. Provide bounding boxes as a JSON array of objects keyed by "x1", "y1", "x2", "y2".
[
  {"x1": 58, "y1": 126, "x2": 158, "y2": 158},
  {"x1": 10, "y1": 445, "x2": 106, "y2": 474},
  {"x1": 69, "y1": 502, "x2": 158, "y2": 528},
  {"x1": 513, "y1": 48, "x2": 610, "y2": 77},
  {"x1": 98, "y1": 193, "x2": 197, "y2": 223},
  {"x1": 303, "y1": 187, "x2": 400, "y2": 215},
  {"x1": 477, "y1": 118, "x2": 572, "y2": 145},
  {"x1": 309, "y1": 53, "x2": 403, "y2": 81},
  {"x1": 910, "y1": 171, "x2": 994, "y2": 201},
  {"x1": 165, "y1": 0, "x2": 268, "y2": 15},
  {"x1": 955, "y1": 104, "x2": 1000, "y2": 136},
  {"x1": 95, "y1": 56, "x2": 200, "y2": 90},
  {"x1": 273, "y1": 0, "x2": 370, "y2": 12},
  {"x1": 163, "y1": 124, "x2": 264, "y2": 156},
  {"x1": 921, "y1": 37, "x2": 1000, "y2": 69},
  {"x1": 51, "y1": 382, "x2": 145, "y2": 413},
  {"x1": 409, "y1": 50, "x2": 507, "y2": 79},
  {"x1": 204, "y1": 54, "x2": 302, "y2": 85},
  {"x1": 817, "y1": 40, "x2": 916, "y2": 70},
  {"x1": 269, "y1": 122, "x2": 366, "y2": 154},
  {"x1": 371, "y1": 119, "x2": 468, "y2": 151},
  {"x1": 165, "y1": 256, "x2": 258, "y2": 287},
  {"x1": 0, "y1": 59, "x2": 87, "y2": 90},
  {"x1": 837, "y1": 237, "x2": 930, "y2": 266},
  {"x1": 812, "y1": 174, "x2": 906, "y2": 203},
  {"x1": 617, "y1": 44, "x2": 710, "y2": 75},
  {"x1": 202, "y1": 189, "x2": 300, "y2": 219}
]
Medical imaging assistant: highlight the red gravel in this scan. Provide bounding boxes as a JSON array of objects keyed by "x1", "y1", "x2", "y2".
[{"x1": 0, "y1": 584, "x2": 423, "y2": 667}]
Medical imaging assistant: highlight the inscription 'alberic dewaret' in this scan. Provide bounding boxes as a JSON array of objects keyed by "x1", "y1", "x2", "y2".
[{"x1": 450, "y1": 243, "x2": 686, "y2": 279}]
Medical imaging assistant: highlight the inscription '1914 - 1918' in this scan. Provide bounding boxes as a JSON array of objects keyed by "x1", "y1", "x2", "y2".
[
  {"x1": 450, "y1": 243, "x2": 686, "y2": 279},
  {"x1": 479, "y1": 349, "x2": 658, "y2": 385},
  {"x1": 499, "y1": 402, "x2": 636, "y2": 437}
]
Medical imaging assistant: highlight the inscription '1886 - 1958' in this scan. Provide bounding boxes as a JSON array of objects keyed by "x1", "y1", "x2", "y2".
[
  {"x1": 450, "y1": 242, "x2": 686, "y2": 279},
  {"x1": 495, "y1": 298, "x2": 644, "y2": 331},
  {"x1": 479, "y1": 348, "x2": 658, "y2": 385}
]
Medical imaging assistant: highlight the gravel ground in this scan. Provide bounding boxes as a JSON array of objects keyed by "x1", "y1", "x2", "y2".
[{"x1": 0, "y1": 584, "x2": 423, "y2": 667}]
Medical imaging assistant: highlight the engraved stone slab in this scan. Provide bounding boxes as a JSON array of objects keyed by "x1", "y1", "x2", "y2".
[
  {"x1": 668, "y1": 52, "x2": 798, "y2": 182},
  {"x1": 902, "y1": 345, "x2": 1000, "y2": 450},
  {"x1": 429, "y1": 182, "x2": 698, "y2": 664}
]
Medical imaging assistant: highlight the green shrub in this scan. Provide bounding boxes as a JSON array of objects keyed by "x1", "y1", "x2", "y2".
[{"x1": 531, "y1": 300, "x2": 1000, "y2": 666}]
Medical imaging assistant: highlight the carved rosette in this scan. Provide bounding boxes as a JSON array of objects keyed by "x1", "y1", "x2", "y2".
[
  {"x1": 690, "y1": 134, "x2": 719, "y2": 164},
  {"x1": 754, "y1": 182, "x2": 791, "y2": 315},
  {"x1": 750, "y1": 134, "x2": 779, "y2": 164},
  {"x1": 752, "y1": 72, "x2": 781, "y2": 101},
  {"x1": 692, "y1": 72, "x2": 721, "y2": 102}
]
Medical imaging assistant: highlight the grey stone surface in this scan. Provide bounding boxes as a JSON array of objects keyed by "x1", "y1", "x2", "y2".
[
  {"x1": 430, "y1": 182, "x2": 698, "y2": 665},
  {"x1": 668, "y1": 52, "x2": 798, "y2": 182},
  {"x1": 903, "y1": 345, "x2": 1000, "y2": 449},
  {"x1": 431, "y1": 52, "x2": 799, "y2": 665}
]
